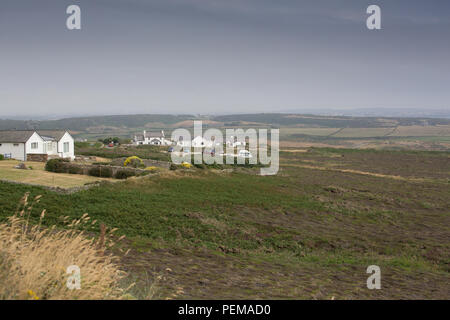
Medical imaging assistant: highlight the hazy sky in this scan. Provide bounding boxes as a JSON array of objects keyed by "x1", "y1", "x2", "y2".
[{"x1": 0, "y1": 0, "x2": 449, "y2": 117}]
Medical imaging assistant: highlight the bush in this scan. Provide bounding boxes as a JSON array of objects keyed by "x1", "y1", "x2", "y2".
[
  {"x1": 138, "y1": 171, "x2": 152, "y2": 177},
  {"x1": 0, "y1": 154, "x2": 4, "y2": 161},
  {"x1": 181, "y1": 162, "x2": 192, "y2": 169},
  {"x1": 207, "y1": 163, "x2": 224, "y2": 170},
  {"x1": 45, "y1": 159, "x2": 69, "y2": 173},
  {"x1": 88, "y1": 167, "x2": 101, "y2": 177},
  {"x1": 169, "y1": 163, "x2": 178, "y2": 171},
  {"x1": 88, "y1": 166, "x2": 113, "y2": 178},
  {"x1": 99, "y1": 167, "x2": 113, "y2": 178},
  {"x1": 194, "y1": 163, "x2": 206, "y2": 169},
  {"x1": 68, "y1": 166, "x2": 82, "y2": 174},
  {"x1": 123, "y1": 156, "x2": 145, "y2": 168},
  {"x1": 115, "y1": 170, "x2": 135, "y2": 180}
]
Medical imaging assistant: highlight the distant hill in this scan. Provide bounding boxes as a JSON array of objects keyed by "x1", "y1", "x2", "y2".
[
  {"x1": 0, "y1": 114, "x2": 196, "y2": 131},
  {"x1": 210, "y1": 113, "x2": 450, "y2": 128},
  {"x1": 1, "y1": 113, "x2": 449, "y2": 132}
]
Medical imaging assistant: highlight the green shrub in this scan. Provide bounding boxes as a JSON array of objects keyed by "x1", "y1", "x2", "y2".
[
  {"x1": 207, "y1": 163, "x2": 224, "y2": 170},
  {"x1": 88, "y1": 167, "x2": 101, "y2": 177},
  {"x1": 0, "y1": 154, "x2": 4, "y2": 161},
  {"x1": 99, "y1": 167, "x2": 113, "y2": 178},
  {"x1": 194, "y1": 163, "x2": 206, "y2": 169},
  {"x1": 68, "y1": 166, "x2": 82, "y2": 175},
  {"x1": 88, "y1": 166, "x2": 112, "y2": 178},
  {"x1": 45, "y1": 159, "x2": 69, "y2": 173},
  {"x1": 169, "y1": 163, "x2": 178, "y2": 171},
  {"x1": 138, "y1": 171, "x2": 152, "y2": 177},
  {"x1": 115, "y1": 170, "x2": 135, "y2": 180}
]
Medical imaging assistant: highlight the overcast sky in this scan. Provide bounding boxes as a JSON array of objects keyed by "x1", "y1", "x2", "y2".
[{"x1": 0, "y1": 0, "x2": 449, "y2": 117}]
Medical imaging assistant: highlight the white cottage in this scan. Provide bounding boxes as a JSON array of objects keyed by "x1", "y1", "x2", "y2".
[
  {"x1": 37, "y1": 131, "x2": 75, "y2": 160},
  {"x1": 133, "y1": 130, "x2": 172, "y2": 146},
  {"x1": 0, "y1": 130, "x2": 75, "y2": 161}
]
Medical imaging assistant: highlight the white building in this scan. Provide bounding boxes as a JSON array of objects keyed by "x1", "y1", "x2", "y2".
[
  {"x1": 38, "y1": 131, "x2": 75, "y2": 160},
  {"x1": 0, "y1": 130, "x2": 75, "y2": 161},
  {"x1": 133, "y1": 130, "x2": 172, "y2": 146}
]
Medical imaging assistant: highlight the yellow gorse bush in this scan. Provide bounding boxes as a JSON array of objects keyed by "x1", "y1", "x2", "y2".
[
  {"x1": 0, "y1": 193, "x2": 132, "y2": 300},
  {"x1": 123, "y1": 156, "x2": 144, "y2": 167},
  {"x1": 181, "y1": 162, "x2": 192, "y2": 169},
  {"x1": 123, "y1": 156, "x2": 146, "y2": 169}
]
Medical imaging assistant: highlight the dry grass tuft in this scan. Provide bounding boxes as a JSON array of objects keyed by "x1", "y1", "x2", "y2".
[{"x1": 0, "y1": 193, "x2": 131, "y2": 300}]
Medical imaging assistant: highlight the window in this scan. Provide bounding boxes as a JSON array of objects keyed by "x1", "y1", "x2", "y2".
[
  {"x1": 64, "y1": 142, "x2": 70, "y2": 153},
  {"x1": 47, "y1": 142, "x2": 52, "y2": 151},
  {"x1": 13, "y1": 143, "x2": 19, "y2": 147},
  {"x1": 31, "y1": 142, "x2": 38, "y2": 149}
]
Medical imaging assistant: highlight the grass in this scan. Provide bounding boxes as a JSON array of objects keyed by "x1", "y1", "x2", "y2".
[
  {"x1": 0, "y1": 147, "x2": 448, "y2": 299},
  {"x1": 76, "y1": 144, "x2": 170, "y2": 162},
  {"x1": 279, "y1": 125, "x2": 450, "y2": 151},
  {"x1": 0, "y1": 160, "x2": 113, "y2": 189},
  {"x1": 332, "y1": 128, "x2": 394, "y2": 138},
  {"x1": 0, "y1": 193, "x2": 129, "y2": 300}
]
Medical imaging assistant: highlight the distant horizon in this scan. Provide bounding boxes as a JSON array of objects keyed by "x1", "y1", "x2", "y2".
[{"x1": 1, "y1": 107, "x2": 450, "y2": 121}]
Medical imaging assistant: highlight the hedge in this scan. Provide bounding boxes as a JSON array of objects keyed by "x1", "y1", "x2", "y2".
[
  {"x1": 45, "y1": 159, "x2": 70, "y2": 173},
  {"x1": 115, "y1": 170, "x2": 136, "y2": 179},
  {"x1": 88, "y1": 166, "x2": 113, "y2": 178},
  {"x1": 68, "y1": 166, "x2": 83, "y2": 174}
]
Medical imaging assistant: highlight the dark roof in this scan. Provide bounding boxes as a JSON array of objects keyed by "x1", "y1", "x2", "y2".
[
  {"x1": 37, "y1": 130, "x2": 69, "y2": 141},
  {"x1": 0, "y1": 130, "x2": 36, "y2": 143},
  {"x1": 145, "y1": 131, "x2": 164, "y2": 138},
  {"x1": 135, "y1": 131, "x2": 164, "y2": 141}
]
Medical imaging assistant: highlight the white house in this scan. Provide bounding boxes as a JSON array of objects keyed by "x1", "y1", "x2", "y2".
[
  {"x1": 133, "y1": 130, "x2": 172, "y2": 146},
  {"x1": 38, "y1": 131, "x2": 75, "y2": 160},
  {"x1": 0, "y1": 130, "x2": 75, "y2": 161}
]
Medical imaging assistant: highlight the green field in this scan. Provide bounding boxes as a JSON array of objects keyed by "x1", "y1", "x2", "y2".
[{"x1": 0, "y1": 148, "x2": 448, "y2": 299}]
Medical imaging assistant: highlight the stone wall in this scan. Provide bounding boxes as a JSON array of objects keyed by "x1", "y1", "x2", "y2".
[
  {"x1": 57, "y1": 162, "x2": 148, "y2": 177},
  {"x1": 110, "y1": 157, "x2": 171, "y2": 169},
  {"x1": 27, "y1": 154, "x2": 48, "y2": 162}
]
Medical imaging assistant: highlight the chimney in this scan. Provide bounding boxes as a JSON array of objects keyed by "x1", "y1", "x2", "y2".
[{"x1": 161, "y1": 130, "x2": 164, "y2": 137}]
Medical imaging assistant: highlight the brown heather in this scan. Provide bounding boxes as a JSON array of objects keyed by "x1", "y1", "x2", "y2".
[{"x1": 0, "y1": 193, "x2": 131, "y2": 300}]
